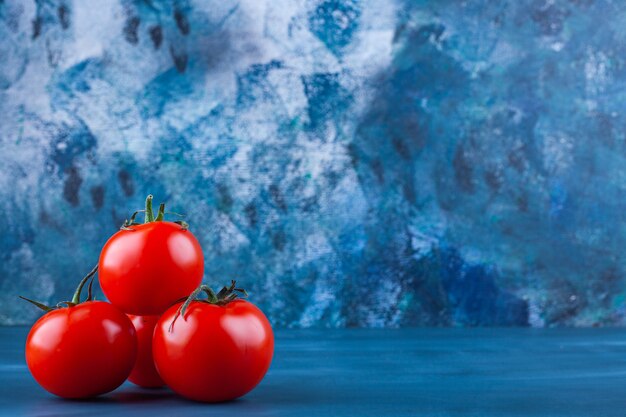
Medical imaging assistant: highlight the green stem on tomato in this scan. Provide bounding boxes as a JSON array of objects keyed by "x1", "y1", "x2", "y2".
[
  {"x1": 19, "y1": 296, "x2": 54, "y2": 312},
  {"x1": 168, "y1": 281, "x2": 248, "y2": 332},
  {"x1": 20, "y1": 264, "x2": 99, "y2": 312},
  {"x1": 155, "y1": 203, "x2": 165, "y2": 221},
  {"x1": 144, "y1": 194, "x2": 155, "y2": 223},
  {"x1": 70, "y1": 264, "x2": 98, "y2": 304},
  {"x1": 123, "y1": 195, "x2": 188, "y2": 230}
]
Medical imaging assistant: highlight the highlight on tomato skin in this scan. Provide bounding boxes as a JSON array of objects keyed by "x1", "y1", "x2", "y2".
[
  {"x1": 21, "y1": 266, "x2": 137, "y2": 399},
  {"x1": 98, "y1": 195, "x2": 204, "y2": 316},
  {"x1": 152, "y1": 282, "x2": 274, "y2": 403},
  {"x1": 127, "y1": 314, "x2": 166, "y2": 388}
]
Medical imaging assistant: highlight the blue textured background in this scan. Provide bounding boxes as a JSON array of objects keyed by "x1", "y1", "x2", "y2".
[{"x1": 1, "y1": 0, "x2": 625, "y2": 327}]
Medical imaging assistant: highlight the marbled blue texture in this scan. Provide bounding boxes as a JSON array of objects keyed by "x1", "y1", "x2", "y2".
[{"x1": 1, "y1": 0, "x2": 624, "y2": 327}]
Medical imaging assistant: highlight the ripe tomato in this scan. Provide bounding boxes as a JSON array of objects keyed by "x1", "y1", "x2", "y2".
[
  {"x1": 153, "y1": 283, "x2": 274, "y2": 402},
  {"x1": 99, "y1": 195, "x2": 204, "y2": 315},
  {"x1": 25, "y1": 301, "x2": 136, "y2": 398},
  {"x1": 127, "y1": 315, "x2": 165, "y2": 388}
]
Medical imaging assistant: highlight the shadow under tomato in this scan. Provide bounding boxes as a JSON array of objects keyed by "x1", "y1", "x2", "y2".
[
  {"x1": 109, "y1": 387, "x2": 176, "y2": 403},
  {"x1": 54, "y1": 386, "x2": 176, "y2": 404}
]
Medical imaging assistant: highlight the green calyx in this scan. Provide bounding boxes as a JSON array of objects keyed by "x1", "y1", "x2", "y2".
[
  {"x1": 121, "y1": 194, "x2": 188, "y2": 231},
  {"x1": 168, "y1": 281, "x2": 248, "y2": 332},
  {"x1": 20, "y1": 265, "x2": 98, "y2": 312}
]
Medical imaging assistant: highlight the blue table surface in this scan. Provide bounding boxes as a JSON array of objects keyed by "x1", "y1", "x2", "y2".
[{"x1": 2, "y1": 327, "x2": 626, "y2": 416}]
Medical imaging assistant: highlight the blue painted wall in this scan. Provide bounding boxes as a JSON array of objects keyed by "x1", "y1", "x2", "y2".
[{"x1": 1, "y1": 0, "x2": 624, "y2": 327}]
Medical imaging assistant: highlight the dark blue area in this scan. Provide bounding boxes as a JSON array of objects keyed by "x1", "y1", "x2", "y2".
[
  {"x1": 49, "y1": 121, "x2": 97, "y2": 172},
  {"x1": 439, "y1": 248, "x2": 528, "y2": 326},
  {"x1": 302, "y1": 73, "x2": 352, "y2": 131},
  {"x1": 237, "y1": 60, "x2": 284, "y2": 107},
  {"x1": 138, "y1": 68, "x2": 194, "y2": 118},
  {"x1": 308, "y1": 0, "x2": 361, "y2": 56}
]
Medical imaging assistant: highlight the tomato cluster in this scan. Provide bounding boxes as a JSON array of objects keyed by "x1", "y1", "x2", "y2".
[{"x1": 22, "y1": 195, "x2": 274, "y2": 402}]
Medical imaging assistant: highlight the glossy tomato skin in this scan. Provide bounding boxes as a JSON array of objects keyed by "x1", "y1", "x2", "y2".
[
  {"x1": 127, "y1": 315, "x2": 165, "y2": 388},
  {"x1": 25, "y1": 301, "x2": 137, "y2": 399},
  {"x1": 99, "y1": 221, "x2": 204, "y2": 315},
  {"x1": 153, "y1": 299, "x2": 274, "y2": 402}
]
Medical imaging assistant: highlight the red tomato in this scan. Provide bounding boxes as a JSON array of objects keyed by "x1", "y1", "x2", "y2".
[
  {"x1": 25, "y1": 301, "x2": 137, "y2": 398},
  {"x1": 127, "y1": 315, "x2": 165, "y2": 388},
  {"x1": 153, "y1": 298, "x2": 274, "y2": 402},
  {"x1": 99, "y1": 220, "x2": 204, "y2": 315}
]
